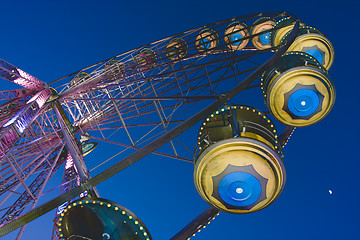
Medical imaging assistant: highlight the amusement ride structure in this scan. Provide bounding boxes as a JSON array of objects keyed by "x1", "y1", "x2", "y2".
[{"x1": 0, "y1": 12, "x2": 335, "y2": 240}]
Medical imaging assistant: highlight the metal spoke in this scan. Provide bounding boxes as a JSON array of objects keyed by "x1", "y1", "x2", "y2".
[{"x1": 170, "y1": 206, "x2": 220, "y2": 240}]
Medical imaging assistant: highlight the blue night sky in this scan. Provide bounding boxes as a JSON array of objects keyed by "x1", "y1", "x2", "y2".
[{"x1": 0, "y1": 0, "x2": 359, "y2": 239}]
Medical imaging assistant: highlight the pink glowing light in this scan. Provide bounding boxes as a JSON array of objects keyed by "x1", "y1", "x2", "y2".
[
  {"x1": 17, "y1": 68, "x2": 44, "y2": 89},
  {"x1": 26, "y1": 88, "x2": 51, "y2": 108},
  {"x1": 13, "y1": 78, "x2": 28, "y2": 88},
  {"x1": 65, "y1": 153, "x2": 74, "y2": 170}
]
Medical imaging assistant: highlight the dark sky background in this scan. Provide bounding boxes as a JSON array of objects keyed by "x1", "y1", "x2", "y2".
[{"x1": 1, "y1": 0, "x2": 359, "y2": 239}]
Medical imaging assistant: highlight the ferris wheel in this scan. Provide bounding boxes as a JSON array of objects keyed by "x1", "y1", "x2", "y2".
[{"x1": 0, "y1": 12, "x2": 335, "y2": 240}]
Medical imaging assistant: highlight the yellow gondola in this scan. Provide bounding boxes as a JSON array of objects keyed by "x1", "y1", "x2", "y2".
[
  {"x1": 270, "y1": 17, "x2": 304, "y2": 47},
  {"x1": 224, "y1": 22, "x2": 249, "y2": 51},
  {"x1": 280, "y1": 26, "x2": 335, "y2": 70},
  {"x1": 165, "y1": 38, "x2": 188, "y2": 60},
  {"x1": 194, "y1": 105, "x2": 285, "y2": 214},
  {"x1": 195, "y1": 28, "x2": 219, "y2": 52},
  {"x1": 134, "y1": 48, "x2": 156, "y2": 70},
  {"x1": 251, "y1": 17, "x2": 275, "y2": 50},
  {"x1": 261, "y1": 52, "x2": 336, "y2": 127}
]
